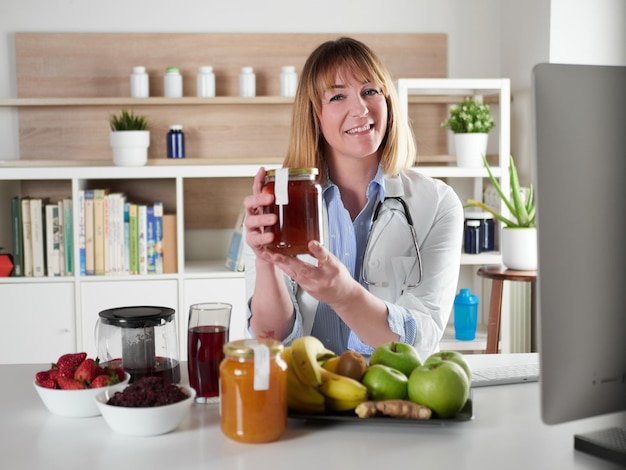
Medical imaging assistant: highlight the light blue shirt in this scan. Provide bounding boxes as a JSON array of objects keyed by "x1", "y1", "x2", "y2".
[{"x1": 309, "y1": 165, "x2": 417, "y2": 355}]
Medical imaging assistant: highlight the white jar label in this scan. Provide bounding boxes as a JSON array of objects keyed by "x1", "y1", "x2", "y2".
[
  {"x1": 274, "y1": 168, "x2": 289, "y2": 206},
  {"x1": 252, "y1": 343, "x2": 270, "y2": 391}
]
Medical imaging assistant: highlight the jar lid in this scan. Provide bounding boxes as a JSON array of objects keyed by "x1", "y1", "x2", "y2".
[
  {"x1": 169, "y1": 125, "x2": 183, "y2": 131},
  {"x1": 199, "y1": 65, "x2": 213, "y2": 73},
  {"x1": 223, "y1": 339, "x2": 283, "y2": 358},
  {"x1": 98, "y1": 306, "x2": 175, "y2": 328},
  {"x1": 466, "y1": 220, "x2": 481, "y2": 227},
  {"x1": 265, "y1": 168, "x2": 319, "y2": 178},
  {"x1": 132, "y1": 66, "x2": 146, "y2": 74},
  {"x1": 465, "y1": 211, "x2": 494, "y2": 220},
  {"x1": 166, "y1": 66, "x2": 180, "y2": 73}
]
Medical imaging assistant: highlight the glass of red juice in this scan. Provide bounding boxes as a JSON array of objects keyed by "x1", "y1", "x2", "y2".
[{"x1": 187, "y1": 302, "x2": 231, "y2": 403}]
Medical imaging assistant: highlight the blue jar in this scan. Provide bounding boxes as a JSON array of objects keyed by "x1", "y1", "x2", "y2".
[
  {"x1": 454, "y1": 288, "x2": 479, "y2": 341},
  {"x1": 465, "y1": 211, "x2": 495, "y2": 252},
  {"x1": 167, "y1": 125, "x2": 185, "y2": 158},
  {"x1": 464, "y1": 219, "x2": 481, "y2": 254}
]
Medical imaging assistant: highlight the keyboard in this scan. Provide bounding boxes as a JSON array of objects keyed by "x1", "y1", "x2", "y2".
[{"x1": 464, "y1": 353, "x2": 540, "y2": 388}]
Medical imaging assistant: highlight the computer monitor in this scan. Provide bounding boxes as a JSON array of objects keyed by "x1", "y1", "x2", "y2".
[{"x1": 532, "y1": 63, "x2": 626, "y2": 466}]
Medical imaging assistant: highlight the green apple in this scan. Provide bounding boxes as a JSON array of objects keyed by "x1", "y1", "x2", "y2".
[
  {"x1": 361, "y1": 364, "x2": 408, "y2": 401},
  {"x1": 407, "y1": 358, "x2": 469, "y2": 418},
  {"x1": 369, "y1": 341, "x2": 422, "y2": 377},
  {"x1": 424, "y1": 350, "x2": 472, "y2": 382}
]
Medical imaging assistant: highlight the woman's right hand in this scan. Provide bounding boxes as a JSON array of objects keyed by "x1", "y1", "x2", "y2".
[{"x1": 243, "y1": 167, "x2": 277, "y2": 258}]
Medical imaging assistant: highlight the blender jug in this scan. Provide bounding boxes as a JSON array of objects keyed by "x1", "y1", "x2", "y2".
[{"x1": 96, "y1": 306, "x2": 181, "y2": 384}]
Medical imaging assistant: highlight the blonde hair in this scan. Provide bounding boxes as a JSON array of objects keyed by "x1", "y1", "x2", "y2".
[{"x1": 283, "y1": 37, "x2": 416, "y2": 178}]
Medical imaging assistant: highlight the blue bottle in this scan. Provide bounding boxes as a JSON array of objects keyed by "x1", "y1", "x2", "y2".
[
  {"x1": 167, "y1": 125, "x2": 185, "y2": 158},
  {"x1": 454, "y1": 288, "x2": 479, "y2": 341},
  {"x1": 464, "y1": 219, "x2": 481, "y2": 254}
]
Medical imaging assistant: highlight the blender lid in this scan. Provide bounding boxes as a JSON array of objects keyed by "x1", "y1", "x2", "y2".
[{"x1": 98, "y1": 306, "x2": 175, "y2": 328}]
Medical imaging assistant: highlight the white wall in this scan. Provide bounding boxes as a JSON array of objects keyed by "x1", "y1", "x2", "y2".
[
  {"x1": 551, "y1": 0, "x2": 626, "y2": 66},
  {"x1": 500, "y1": 0, "x2": 626, "y2": 185}
]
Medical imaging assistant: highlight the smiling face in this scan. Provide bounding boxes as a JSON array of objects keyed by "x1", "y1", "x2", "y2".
[{"x1": 318, "y1": 67, "x2": 388, "y2": 167}]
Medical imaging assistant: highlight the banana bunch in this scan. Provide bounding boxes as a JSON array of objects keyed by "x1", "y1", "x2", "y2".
[
  {"x1": 281, "y1": 345, "x2": 326, "y2": 414},
  {"x1": 282, "y1": 336, "x2": 369, "y2": 414}
]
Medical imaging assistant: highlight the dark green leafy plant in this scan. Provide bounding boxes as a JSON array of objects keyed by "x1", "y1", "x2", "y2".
[
  {"x1": 465, "y1": 155, "x2": 536, "y2": 228},
  {"x1": 109, "y1": 109, "x2": 148, "y2": 131},
  {"x1": 441, "y1": 97, "x2": 495, "y2": 134}
]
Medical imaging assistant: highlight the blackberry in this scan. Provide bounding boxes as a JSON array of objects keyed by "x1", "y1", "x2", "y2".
[{"x1": 107, "y1": 376, "x2": 188, "y2": 407}]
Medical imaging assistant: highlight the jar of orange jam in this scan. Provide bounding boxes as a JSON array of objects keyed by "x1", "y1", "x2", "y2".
[
  {"x1": 219, "y1": 338, "x2": 287, "y2": 443},
  {"x1": 262, "y1": 168, "x2": 323, "y2": 256}
]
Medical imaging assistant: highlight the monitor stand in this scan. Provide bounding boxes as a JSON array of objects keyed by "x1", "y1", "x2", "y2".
[{"x1": 574, "y1": 426, "x2": 626, "y2": 466}]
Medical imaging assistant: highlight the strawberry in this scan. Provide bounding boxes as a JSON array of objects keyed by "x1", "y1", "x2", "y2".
[
  {"x1": 35, "y1": 370, "x2": 57, "y2": 389},
  {"x1": 38, "y1": 379, "x2": 57, "y2": 389},
  {"x1": 57, "y1": 376, "x2": 87, "y2": 390},
  {"x1": 35, "y1": 368, "x2": 61, "y2": 388},
  {"x1": 35, "y1": 370, "x2": 51, "y2": 384},
  {"x1": 94, "y1": 364, "x2": 105, "y2": 377},
  {"x1": 73, "y1": 358, "x2": 99, "y2": 384},
  {"x1": 90, "y1": 374, "x2": 117, "y2": 388},
  {"x1": 55, "y1": 352, "x2": 87, "y2": 378},
  {"x1": 114, "y1": 367, "x2": 126, "y2": 382},
  {"x1": 104, "y1": 365, "x2": 126, "y2": 382}
]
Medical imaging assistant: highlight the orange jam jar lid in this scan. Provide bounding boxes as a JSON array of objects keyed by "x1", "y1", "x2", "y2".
[
  {"x1": 265, "y1": 167, "x2": 319, "y2": 180},
  {"x1": 223, "y1": 338, "x2": 284, "y2": 358},
  {"x1": 219, "y1": 339, "x2": 288, "y2": 443}
]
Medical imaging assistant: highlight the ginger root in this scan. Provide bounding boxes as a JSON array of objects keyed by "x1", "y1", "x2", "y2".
[{"x1": 355, "y1": 400, "x2": 432, "y2": 420}]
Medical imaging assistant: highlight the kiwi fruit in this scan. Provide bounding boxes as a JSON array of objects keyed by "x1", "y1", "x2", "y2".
[{"x1": 335, "y1": 350, "x2": 368, "y2": 381}]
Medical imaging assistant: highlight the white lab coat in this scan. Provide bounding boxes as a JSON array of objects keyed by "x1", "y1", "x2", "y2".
[{"x1": 244, "y1": 169, "x2": 464, "y2": 361}]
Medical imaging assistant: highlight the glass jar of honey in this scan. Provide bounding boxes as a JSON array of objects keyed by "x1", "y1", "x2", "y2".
[
  {"x1": 262, "y1": 168, "x2": 323, "y2": 256},
  {"x1": 219, "y1": 338, "x2": 287, "y2": 443}
]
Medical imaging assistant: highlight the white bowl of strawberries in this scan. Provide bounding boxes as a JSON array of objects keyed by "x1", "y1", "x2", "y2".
[{"x1": 33, "y1": 352, "x2": 129, "y2": 418}]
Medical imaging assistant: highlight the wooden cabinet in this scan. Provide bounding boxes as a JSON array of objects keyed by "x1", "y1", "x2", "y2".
[{"x1": 0, "y1": 282, "x2": 75, "y2": 363}]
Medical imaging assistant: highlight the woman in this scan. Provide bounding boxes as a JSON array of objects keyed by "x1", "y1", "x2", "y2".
[{"x1": 243, "y1": 37, "x2": 463, "y2": 361}]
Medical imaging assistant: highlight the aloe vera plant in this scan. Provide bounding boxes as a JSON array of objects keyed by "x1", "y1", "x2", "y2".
[
  {"x1": 109, "y1": 109, "x2": 147, "y2": 131},
  {"x1": 465, "y1": 155, "x2": 536, "y2": 228}
]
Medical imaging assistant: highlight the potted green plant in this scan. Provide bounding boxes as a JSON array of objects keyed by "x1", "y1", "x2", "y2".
[
  {"x1": 465, "y1": 155, "x2": 537, "y2": 271},
  {"x1": 109, "y1": 109, "x2": 150, "y2": 166},
  {"x1": 442, "y1": 97, "x2": 495, "y2": 168}
]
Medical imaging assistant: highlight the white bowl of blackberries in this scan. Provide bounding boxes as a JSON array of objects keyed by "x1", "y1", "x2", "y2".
[{"x1": 95, "y1": 376, "x2": 195, "y2": 436}]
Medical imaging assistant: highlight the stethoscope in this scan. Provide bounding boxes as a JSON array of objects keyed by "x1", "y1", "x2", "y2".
[{"x1": 360, "y1": 196, "x2": 424, "y2": 290}]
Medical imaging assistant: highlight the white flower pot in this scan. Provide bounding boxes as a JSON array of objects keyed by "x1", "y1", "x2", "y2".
[
  {"x1": 454, "y1": 133, "x2": 488, "y2": 168},
  {"x1": 110, "y1": 130, "x2": 150, "y2": 167},
  {"x1": 501, "y1": 227, "x2": 537, "y2": 271}
]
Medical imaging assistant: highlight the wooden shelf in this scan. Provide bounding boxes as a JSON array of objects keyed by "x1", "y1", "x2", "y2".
[
  {"x1": 0, "y1": 97, "x2": 295, "y2": 107},
  {"x1": 0, "y1": 95, "x2": 500, "y2": 107}
]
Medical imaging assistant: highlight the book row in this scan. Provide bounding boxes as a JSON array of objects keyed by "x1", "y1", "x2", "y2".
[{"x1": 10, "y1": 191, "x2": 177, "y2": 277}]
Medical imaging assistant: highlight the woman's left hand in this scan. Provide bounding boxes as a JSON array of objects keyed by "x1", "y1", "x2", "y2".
[{"x1": 259, "y1": 240, "x2": 357, "y2": 306}]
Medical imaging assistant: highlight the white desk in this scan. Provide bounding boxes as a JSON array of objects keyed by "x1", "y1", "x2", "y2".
[{"x1": 2, "y1": 363, "x2": 624, "y2": 470}]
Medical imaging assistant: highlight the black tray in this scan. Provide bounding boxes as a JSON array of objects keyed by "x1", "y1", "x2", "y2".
[{"x1": 289, "y1": 392, "x2": 473, "y2": 426}]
